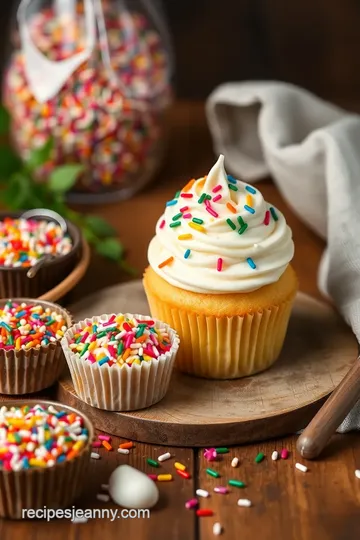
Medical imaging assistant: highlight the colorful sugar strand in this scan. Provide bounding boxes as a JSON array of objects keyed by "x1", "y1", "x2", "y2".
[
  {"x1": 0, "y1": 301, "x2": 68, "y2": 350},
  {"x1": 68, "y1": 314, "x2": 172, "y2": 368},
  {"x1": 0, "y1": 404, "x2": 88, "y2": 471},
  {"x1": 4, "y1": 4, "x2": 171, "y2": 193},
  {"x1": 0, "y1": 218, "x2": 72, "y2": 268},
  {"x1": 160, "y1": 163, "x2": 287, "y2": 275}
]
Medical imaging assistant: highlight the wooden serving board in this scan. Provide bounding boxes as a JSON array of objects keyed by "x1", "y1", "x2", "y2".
[{"x1": 57, "y1": 281, "x2": 356, "y2": 447}]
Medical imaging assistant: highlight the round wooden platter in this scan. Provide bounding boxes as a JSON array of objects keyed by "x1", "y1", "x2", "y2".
[{"x1": 57, "y1": 280, "x2": 356, "y2": 447}]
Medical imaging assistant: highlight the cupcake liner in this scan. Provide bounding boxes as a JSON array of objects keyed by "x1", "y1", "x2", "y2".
[
  {"x1": 0, "y1": 211, "x2": 82, "y2": 298},
  {"x1": 0, "y1": 299, "x2": 73, "y2": 395},
  {"x1": 61, "y1": 314, "x2": 180, "y2": 411},
  {"x1": 145, "y1": 291, "x2": 294, "y2": 379},
  {"x1": 0, "y1": 400, "x2": 93, "y2": 519}
]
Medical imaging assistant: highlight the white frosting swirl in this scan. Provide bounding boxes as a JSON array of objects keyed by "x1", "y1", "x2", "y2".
[{"x1": 147, "y1": 155, "x2": 294, "y2": 293}]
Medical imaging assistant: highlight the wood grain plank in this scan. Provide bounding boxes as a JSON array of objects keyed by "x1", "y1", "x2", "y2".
[
  {"x1": 197, "y1": 435, "x2": 360, "y2": 540},
  {"x1": 0, "y1": 434, "x2": 196, "y2": 540}
]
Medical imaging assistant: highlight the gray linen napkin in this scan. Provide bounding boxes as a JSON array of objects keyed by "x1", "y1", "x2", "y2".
[{"x1": 206, "y1": 81, "x2": 360, "y2": 432}]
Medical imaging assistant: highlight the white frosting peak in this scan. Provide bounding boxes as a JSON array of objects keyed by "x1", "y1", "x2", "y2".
[{"x1": 147, "y1": 155, "x2": 294, "y2": 294}]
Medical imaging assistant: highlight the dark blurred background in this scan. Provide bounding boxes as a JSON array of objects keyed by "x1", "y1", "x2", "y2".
[{"x1": 1, "y1": 0, "x2": 360, "y2": 105}]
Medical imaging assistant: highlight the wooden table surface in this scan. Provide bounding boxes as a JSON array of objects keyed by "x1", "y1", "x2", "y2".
[{"x1": 1, "y1": 101, "x2": 360, "y2": 540}]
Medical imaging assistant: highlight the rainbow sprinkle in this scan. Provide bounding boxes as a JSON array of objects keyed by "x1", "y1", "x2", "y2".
[
  {"x1": 0, "y1": 404, "x2": 88, "y2": 471},
  {"x1": 0, "y1": 301, "x2": 68, "y2": 350},
  {"x1": 158, "y1": 256, "x2": 174, "y2": 269},
  {"x1": 69, "y1": 315, "x2": 172, "y2": 368},
  {"x1": 226, "y1": 219, "x2": 236, "y2": 231},
  {"x1": 161, "y1": 167, "x2": 282, "y2": 275},
  {"x1": 0, "y1": 218, "x2": 72, "y2": 268},
  {"x1": 247, "y1": 258, "x2": 256, "y2": 269},
  {"x1": 227, "y1": 175, "x2": 237, "y2": 184}
]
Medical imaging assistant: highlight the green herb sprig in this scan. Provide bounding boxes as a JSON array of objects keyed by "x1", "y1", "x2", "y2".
[{"x1": 0, "y1": 106, "x2": 132, "y2": 271}]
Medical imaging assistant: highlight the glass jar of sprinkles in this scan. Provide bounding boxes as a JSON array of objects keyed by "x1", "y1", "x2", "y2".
[{"x1": 4, "y1": 0, "x2": 173, "y2": 203}]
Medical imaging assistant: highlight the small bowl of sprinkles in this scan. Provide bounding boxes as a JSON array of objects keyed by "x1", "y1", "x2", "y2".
[
  {"x1": 61, "y1": 313, "x2": 180, "y2": 411},
  {"x1": 0, "y1": 211, "x2": 81, "y2": 298},
  {"x1": 0, "y1": 299, "x2": 72, "y2": 395},
  {"x1": 0, "y1": 400, "x2": 93, "y2": 519}
]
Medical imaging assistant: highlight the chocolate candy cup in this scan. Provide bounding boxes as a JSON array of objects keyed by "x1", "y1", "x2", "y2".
[
  {"x1": 0, "y1": 298, "x2": 72, "y2": 395},
  {"x1": 0, "y1": 400, "x2": 93, "y2": 519}
]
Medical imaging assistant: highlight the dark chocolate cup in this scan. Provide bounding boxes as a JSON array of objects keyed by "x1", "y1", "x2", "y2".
[
  {"x1": 0, "y1": 400, "x2": 94, "y2": 519},
  {"x1": 0, "y1": 298, "x2": 73, "y2": 395},
  {"x1": 0, "y1": 211, "x2": 82, "y2": 298}
]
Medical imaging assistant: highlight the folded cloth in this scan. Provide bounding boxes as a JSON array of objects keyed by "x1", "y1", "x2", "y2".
[{"x1": 206, "y1": 81, "x2": 360, "y2": 432}]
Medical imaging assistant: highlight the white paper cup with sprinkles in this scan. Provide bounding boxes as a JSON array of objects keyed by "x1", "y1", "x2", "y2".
[
  {"x1": 0, "y1": 400, "x2": 93, "y2": 519},
  {"x1": 0, "y1": 299, "x2": 72, "y2": 395},
  {"x1": 61, "y1": 313, "x2": 180, "y2": 411}
]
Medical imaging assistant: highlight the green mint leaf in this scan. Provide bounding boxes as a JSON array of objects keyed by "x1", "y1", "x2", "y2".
[
  {"x1": 2, "y1": 173, "x2": 31, "y2": 209},
  {"x1": 95, "y1": 237, "x2": 124, "y2": 261},
  {"x1": 27, "y1": 137, "x2": 54, "y2": 170},
  {"x1": 0, "y1": 106, "x2": 11, "y2": 136},
  {"x1": 0, "y1": 146, "x2": 22, "y2": 181},
  {"x1": 49, "y1": 164, "x2": 84, "y2": 193},
  {"x1": 85, "y1": 215, "x2": 116, "y2": 237}
]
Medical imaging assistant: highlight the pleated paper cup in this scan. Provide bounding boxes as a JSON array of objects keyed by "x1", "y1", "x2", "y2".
[
  {"x1": 61, "y1": 314, "x2": 180, "y2": 411},
  {"x1": 145, "y1": 294, "x2": 294, "y2": 379},
  {"x1": 0, "y1": 400, "x2": 93, "y2": 520},
  {"x1": 0, "y1": 299, "x2": 72, "y2": 395}
]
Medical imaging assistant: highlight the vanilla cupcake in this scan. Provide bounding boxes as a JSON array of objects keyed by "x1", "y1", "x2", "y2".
[{"x1": 143, "y1": 155, "x2": 297, "y2": 379}]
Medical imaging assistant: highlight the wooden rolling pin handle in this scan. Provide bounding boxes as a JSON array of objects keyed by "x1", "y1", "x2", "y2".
[{"x1": 297, "y1": 357, "x2": 360, "y2": 460}]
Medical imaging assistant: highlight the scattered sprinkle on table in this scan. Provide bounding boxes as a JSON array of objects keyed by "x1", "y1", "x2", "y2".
[
  {"x1": 196, "y1": 488, "x2": 209, "y2": 498},
  {"x1": 281, "y1": 448, "x2": 289, "y2": 459},
  {"x1": 204, "y1": 448, "x2": 217, "y2": 461},
  {"x1": 158, "y1": 452, "x2": 171, "y2": 462},
  {"x1": 174, "y1": 461, "x2": 186, "y2": 471},
  {"x1": 231, "y1": 457, "x2": 239, "y2": 468},
  {"x1": 177, "y1": 469, "x2": 191, "y2": 479},
  {"x1": 215, "y1": 447, "x2": 229, "y2": 454},
  {"x1": 238, "y1": 499, "x2": 252, "y2": 507},
  {"x1": 91, "y1": 452, "x2": 100, "y2": 460},
  {"x1": 0, "y1": 404, "x2": 88, "y2": 471},
  {"x1": 68, "y1": 314, "x2": 172, "y2": 368},
  {"x1": 157, "y1": 474, "x2": 173, "y2": 482},
  {"x1": 355, "y1": 470, "x2": 360, "y2": 479},
  {"x1": 96, "y1": 494, "x2": 110, "y2": 502},
  {"x1": 197, "y1": 509, "x2": 213, "y2": 517},
  {"x1": 119, "y1": 441, "x2": 133, "y2": 449},
  {"x1": 0, "y1": 218, "x2": 72, "y2": 268},
  {"x1": 295, "y1": 463, "x2": 308, "y2": 473},
  {"x1": 213, "y1": 522, "x2": 222, "y2": 536},
  {"x1": 0, "y1": 301, "x2": 68, "y2": 350},
  {"x1": 255, "y1": 452, "x2": 265, "y2": 463},
  {"x1": 118, "y1": 448, "x2": 130, "y2": 455},
  {"x1": 147, "y1": 458, "x2": 159, "y2": 468},
  {"x1": 214, "y1": 486, "x2": 228, "y2": 494},
  {"x1": 185, "y1": 498, "x2": 198, "y2": 509},
  {"x1": 206, "y1": 468, "x2": 220, "y2": 478},
  {"x1": 272, "y1": 451, "x2": 279, "y2": 461},
  {"x1": 229, "y1": 479, "x2": 246, "y2": 488}
]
